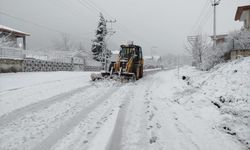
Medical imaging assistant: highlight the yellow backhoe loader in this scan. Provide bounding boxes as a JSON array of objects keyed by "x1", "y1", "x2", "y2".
[{"x1": 91, "y1": 43, "x2": 143, "y2": 81}]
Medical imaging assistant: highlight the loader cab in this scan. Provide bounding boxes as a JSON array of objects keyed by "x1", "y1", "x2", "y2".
[{"x1": 119, "y1": 45, "x2": 143, "y2": 62}]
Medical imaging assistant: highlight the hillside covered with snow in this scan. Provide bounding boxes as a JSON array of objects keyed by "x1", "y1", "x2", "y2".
[{"x1": 176, "y1": 57, "x2": 250, "y2": 149}]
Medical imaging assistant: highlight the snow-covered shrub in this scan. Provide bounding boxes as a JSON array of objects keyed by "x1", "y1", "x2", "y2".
[
  {"x1": 188, "y1": 30, "x2": 250, "y2": 71},
  {"x1": 186, "y1": 34, "x2": 212, "y2": 70},
  {"x1": 227, "y1": 30, "x2": 250, "y2": 50}
]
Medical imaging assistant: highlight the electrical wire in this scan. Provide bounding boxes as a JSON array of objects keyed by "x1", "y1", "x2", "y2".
[
  {"x1": 190, "y1": 0, "x2": 211, "y2": 35},
  {"x1": 75, "y1": 0, "x2": 152, "y2": 46},
  {"x1": 0, "y1": 11, "x2": 91, "y2": 41},
  {"x1": 198, "y1": 9, "x2": 213, "y2": 33},
  {"x1": 77, "y1": 0, "x2": 100, "y2": 16},
  {"x1": 84, "y1": 0, "x2": 115, "y2": 20}
]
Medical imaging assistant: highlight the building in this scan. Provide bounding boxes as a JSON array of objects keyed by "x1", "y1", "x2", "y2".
[
  {"x1": 210, "y1": 34, "x2": 228, "y2": 45},
  {"x1": 144, "y1": 55, "x2": 162, "y2": 69},
  {"x1": 235, "y1": 5, "x2": 250, "y2": 31},
  {"x1": 0, "y1": 25, "x2": 30, "y2": 49},
  {"x1": 230, "y1": 49, "x2": 250, "y2": 60},
  {"x1": 230, "y1": 5, "x2": 250, "y2": 60}
]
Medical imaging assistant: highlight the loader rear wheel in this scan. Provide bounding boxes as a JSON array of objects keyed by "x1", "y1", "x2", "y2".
[
  {"x1": 136, "y1": 67, "x2": 140, "y2": 80},
  {"x1": 139, "y1": 66, "x2": 143, "y2": 78}
]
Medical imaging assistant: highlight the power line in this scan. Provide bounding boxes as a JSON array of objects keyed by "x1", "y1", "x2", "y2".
[
  {"x1": 0, "y1": 11, "x2": 64, "y2": 34},
  {"x1": 77, "y1": 0, "x2": 99, "y2": 16},
  {"x1": 195, "y1": 7, "x2": 213, "y2": 33},
  {"x1": 52, "y1": 0, "x2": 94, "y2": 19},
  {"x1": 199, "y1": 9, "x2": 213, "y2": 33},
  {"x1": 77, "y1": 0, "x2": 114, "y2": 20},
  {"x1": 116, "y1": 22, "x2": 152, "y2": 46},
  {"x1": 0, "y1": 11, "x2": 91, "y2": 41},
  {"x1": 76, "y1": 0, "x2": 153, "y2": 47},
  {"x1": 190, "y1": 0, "x2": 211, "y2": 34},
  {"x1": 85, "y1": 0, "x2": 115, "y2": 20}
]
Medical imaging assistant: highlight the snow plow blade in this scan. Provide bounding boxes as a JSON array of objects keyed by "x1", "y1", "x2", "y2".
[
  {"x1": 91, "y1": 72, "x2": 135, "y2": 82},
  {"x1": 119, "y1": 72, "x2": 136, "y2": 81}
]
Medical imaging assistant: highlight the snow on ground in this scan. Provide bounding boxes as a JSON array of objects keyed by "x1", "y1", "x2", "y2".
[
  {"x1": 0, "y1": 72, "x2": 93, "y2": 117},
  {"x1": 0, "y1": 57, "x2": 249, "y2": 150}
]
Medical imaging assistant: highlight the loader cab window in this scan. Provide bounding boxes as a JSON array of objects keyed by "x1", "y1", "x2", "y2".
[
  {"x1": 120, "y1": 47, "x2": 135, "y2": 59},
  {"x1": 119, "y1": 48, "x2": 125, "y2": 58},
  {"x1": 134, "y1": 47, "x2": 142, "y2": 61}
]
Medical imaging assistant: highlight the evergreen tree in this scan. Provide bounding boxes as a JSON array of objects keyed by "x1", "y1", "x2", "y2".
[{"x1": 91, "y1": 13, "x2": 107, "y2": 61}]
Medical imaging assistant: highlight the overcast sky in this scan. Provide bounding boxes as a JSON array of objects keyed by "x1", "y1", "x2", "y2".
[{"x1": 0, "y1": 0, "x2": 249, "y2": 55}]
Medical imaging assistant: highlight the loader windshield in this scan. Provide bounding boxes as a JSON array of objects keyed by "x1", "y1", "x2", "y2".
[{"x1": 119, "y1": 47, "x2": 135, "y2": 59}]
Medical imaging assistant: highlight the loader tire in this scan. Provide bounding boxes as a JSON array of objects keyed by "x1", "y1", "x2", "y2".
[
  {"x1": 139, "y1": 66, "x2": 143, "y2": 78},
  {"x1": 136, "y1": 67, "x2": 140, "y2": 80}
]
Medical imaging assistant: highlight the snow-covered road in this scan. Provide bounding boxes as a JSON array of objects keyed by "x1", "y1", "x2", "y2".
[{"x1": 0, "y1": 58, "x2": 249, "y2": 150}]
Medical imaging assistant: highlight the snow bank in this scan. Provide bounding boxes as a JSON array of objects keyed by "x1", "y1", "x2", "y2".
[{"x1": 178, "y1": 57, "x2": 250, "y2": 148}]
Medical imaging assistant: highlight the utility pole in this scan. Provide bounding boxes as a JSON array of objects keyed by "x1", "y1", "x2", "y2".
[
  {"x1": 106, "y1": 19, "x2": 117, "y2": 36},
  {"x1": 177, "y1": 55, "x2": 180, "y2": 80},
  {"x1": 212, "y1": 0, "x2": 220, "y2": 48},
  {"x1": 150, "y1": 46, "x2": 157, "y2": 58},
  {"x1": 102, "y1": 19, "x2": 116, "y2": 71}
]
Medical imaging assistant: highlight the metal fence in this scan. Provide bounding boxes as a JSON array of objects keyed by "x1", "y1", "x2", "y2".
[
  {"x1": 0, "y1": 47, "x2": 24, "y2": 59},
  {"x1": 232, "y1": 39, "x2": 250, "y2": 50},
  {"x1": 0, "y1": 46, "x2": 83, "y2": 64}
]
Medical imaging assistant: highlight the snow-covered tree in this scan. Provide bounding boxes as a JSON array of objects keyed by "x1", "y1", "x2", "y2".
[
  {"x1": 202, "y1": 44, "x2": 223, "y2": 70},
  {"x1": 185, "y1": 30, "x2": 250, "y2": 71},
  {"x1": 53, "y1": 33, "x2": 74, "y2": 51},
  {"x1": 74, "y1": 42, "x2": 92, "y2": 59},
  {"x1": 0, "y1": 33, "x2": 17, "y2": 48},
  {"x1": 91, "y1": 13, "x2": 108, "y2": 61},
  {"x1": 186, "y1": 34, "x2": 211, "y2": 70},
  {"x1": 226, "y1": 30, "x2": 250, "y2": 50}
]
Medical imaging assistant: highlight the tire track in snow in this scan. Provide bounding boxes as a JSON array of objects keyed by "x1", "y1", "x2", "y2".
[
  {"x1": 0, "y1": 79, "x2": 61, "y2": 94},
  {"x1": 32, "y1": 86, "x2": 121, "y2": 150},
  {"x1": 0, "y1": 76, "x2": 85, "y2": 95},
  {"x1": 108, "y1": 77, "x2": 156, "y2": 150},
  {"x1": 0, "y1": 84, "x2": 92, "y2": 126},
  {"x1": 106, "y1": 89, "x2": 133, "y2": 150}
]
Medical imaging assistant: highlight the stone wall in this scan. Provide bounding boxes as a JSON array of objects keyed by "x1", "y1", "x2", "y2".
[
  {"x1": 231, "y1": 49, "x2": 250, "y2": 60},
  {"x1": 23, "y1": 59, "x2": 73, "y2": 72},
  {"x1": 83, "y1": 66, "x2": 102, "y2": 71},
  {"x1": 0, "y1": 58, "x2": 102, "y2": 73},
  {"x1": 0, "y1": 59, "x2": 23, "y2": 73}
]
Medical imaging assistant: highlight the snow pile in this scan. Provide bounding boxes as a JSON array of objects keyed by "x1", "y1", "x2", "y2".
[{"x1": 178, "y1": 57, "x2": 250, "y2": 148}]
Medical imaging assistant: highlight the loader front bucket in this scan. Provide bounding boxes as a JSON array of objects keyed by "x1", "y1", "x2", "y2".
[{"x1": 120, "y1": 72, "x2": 136, "y2": 81}]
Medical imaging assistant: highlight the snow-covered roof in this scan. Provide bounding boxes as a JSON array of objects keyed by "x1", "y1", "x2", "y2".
[
  {"x1": 144, "y1": 56, "x2": 161, "y2": 60},
  {"x1": 112, "y1": 50, "x2": 119, "y2": 55},
  {"x1": 210, "y1": 34, "x2": 228, "y2": 41},
  {"x1": 235, "y1": 5, "x2": 250, "y2": 21},
  {"x1": 0, "y1": 25, "x2": 30, "y2": 36}
]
